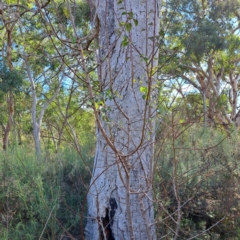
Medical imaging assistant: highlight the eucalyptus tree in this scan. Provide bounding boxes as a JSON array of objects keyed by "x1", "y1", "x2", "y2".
[
  {"x1": 1, "y1": 0, "x2": 75, "y2": 154},
  {"x1": 160, "y1": 0, "x2": 240, "y2": 128},
  {"x1": 76, "y1": 1, "x2": 161, "y2": 239},
  {"x1": 23, "y1": 0, "x2": 96, "y2": 155}
]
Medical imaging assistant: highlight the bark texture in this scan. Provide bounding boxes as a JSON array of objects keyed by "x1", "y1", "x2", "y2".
[{"x1": 85, "y1": 1, "x2": 160, "y2": 239}]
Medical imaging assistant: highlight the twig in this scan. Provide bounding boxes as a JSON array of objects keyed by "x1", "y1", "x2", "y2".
[{"x1": 39, "y1": 206, "x2": 55, "y2": 240}]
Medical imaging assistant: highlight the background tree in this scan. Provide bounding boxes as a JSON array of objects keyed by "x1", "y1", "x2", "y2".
[
  {"x1": 0, "y1": 5, "x2": 19, "y2": 150},
  {"x1": 160, "y1": 0, "x2": 240, "y2": 128}
]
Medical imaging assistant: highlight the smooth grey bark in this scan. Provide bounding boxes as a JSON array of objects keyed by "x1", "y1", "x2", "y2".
[
  {"x1": 24, "y1": 57, "x2": 63, "y2": 155},
  {"x1": 85, "y1": 0, "x2": 160, "y2": 239}
]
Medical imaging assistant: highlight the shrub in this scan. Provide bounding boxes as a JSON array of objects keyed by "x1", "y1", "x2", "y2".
[
  {"x1": 0, "y1": 145, "x2": 93, "y2": 240},
  {"x1": 154, "y1": 124, "x2": 240, "y2": 239}
]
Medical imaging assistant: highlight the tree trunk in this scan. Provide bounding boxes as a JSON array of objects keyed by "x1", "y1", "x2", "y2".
[
  {"x1": 24, "y1": 55, "x2": 62, "y2": 156},
  {"x1": 2, "y1": 24, "x2": 14, "y2": 150},
  {"x1": 3, "y1": 91, "x2": 14, "y2": 150},
  {"x1": 33, "y1": 123, "x2": 41, "y2": 155},
  {"x1": 24, "y1": 56, "x2": 42, "y2": 155},
  {"x1": 85, "y1": 1, "x2": 160, "y2": 239}
]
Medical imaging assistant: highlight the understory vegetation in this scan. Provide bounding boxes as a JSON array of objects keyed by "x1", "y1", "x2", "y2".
[
  {"x1": 1, "y1": 124, "x2": 240, "y2": 239},
  {"x1": 155, "y1": 122, "x2": 240, "y2": 239},
  {"x1": 0, "y1": 145, "x2": 94, "y2": 240}
]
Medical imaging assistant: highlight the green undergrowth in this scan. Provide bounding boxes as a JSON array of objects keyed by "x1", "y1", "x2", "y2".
[
  {"x1": 0, "y1": 145, "x2": 94, "y2": 240},
  {"x1": 1, "y1": 125, "x2": 240, "y2": 240},
  {"x1": 154, "y1": 125, "x2": 240, "y2": 239}
]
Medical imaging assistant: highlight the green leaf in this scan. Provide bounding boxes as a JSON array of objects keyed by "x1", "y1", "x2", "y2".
[
  {"x1": 95, "y1": 102, "x2": 99, "y2": 110},
  {"x1": 122, "y1": 35, "x2": 129, "y2": 47},
  {"x1": 140, "y1": 86, "x2": 148, "y2": 94},
  {"x1": 128, "y1": 12, "x2": 134, "y2": 19},
  {"x1": 143, "y1": 57, "x2": 148, "y2": 62},
  {"x1": 63, "y1": 7, "x2": 70, "y2": 18},
  {"x1": 126, "y1": 23, "x2": 132, "y2": 32},
  {"x1": 133, "y1": 19, "x2": 138, "y2": 26}
]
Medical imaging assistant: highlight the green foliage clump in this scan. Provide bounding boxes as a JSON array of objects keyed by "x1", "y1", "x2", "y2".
[
  {"x1": 0, "y1": 62, "x2": 24, "y2": 93},
  {"x1": 0, "y1": 146, "x2": 94, "y2": 240},
  {"x1": 184, "y1": 19, "x2": 226, "y2": 62}
]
